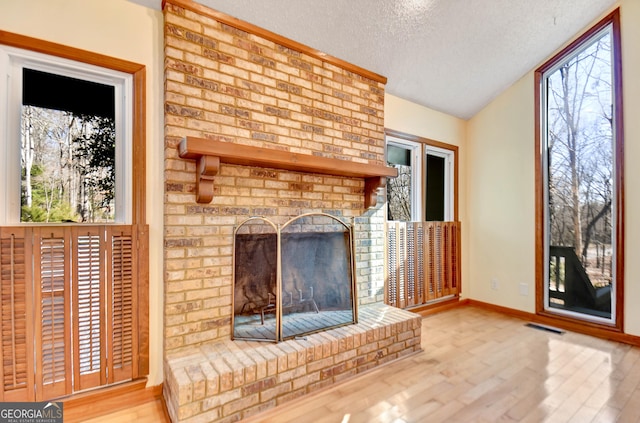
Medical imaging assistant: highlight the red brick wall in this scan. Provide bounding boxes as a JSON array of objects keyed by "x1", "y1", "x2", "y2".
[{"x1": 163, "y1": 1, "x2": 386, "y2": 352}]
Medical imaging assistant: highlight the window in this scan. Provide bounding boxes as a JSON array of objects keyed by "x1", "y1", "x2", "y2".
[
  {"x1": 385, "y1": 130, "x2": 457, "y2": 222},
  {"x1": 425, "y1": 145, "x2": 454, "y2": 221},
  {"x1": 0, "y1": 32, "x2": 148, "y2": 402},
  {"x1": 384, "y1": 131, "x2": 461, "y2": 309},
  {"x1": 0, "y1": 45, "x2": 132, "y2": 224},
  {"x1": 536, "y1": 10, "x2": 623, "y2": 328},
  {"x1": 386, "y1": 137, "x2": 421, "y2": 221}
]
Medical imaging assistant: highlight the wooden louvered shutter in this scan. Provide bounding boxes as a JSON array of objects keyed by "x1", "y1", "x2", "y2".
[
  {"x1": 73, "y1": 225, "x2": 140, "y2": 388},
  {"x1": 0, "y1": 224, "x2": 146, "y2": 400},
  {"x1": 385, "y1": 221, "x2": 461, "y2": 309},
  {"x1": 33, "y1": 228, "x2": 72, "y2": 400},
  {"x1": 0, "y1": 228, "x2": 34, "y2": 401},
  {"x1": 72, "y1": 227, "x2": 105, "y2": 391},
  {"x1": 406, "y1": 223, "x2": 416, "y2": 307},
  {"x1": 107, "y1": 226, "x2": 137, "y2": 383},
  {"x1": 415, "y1": 223, "x2": 425, "y2": 304},
  {"x1": 442, "y1": 223, "x2": 452, "y2": 296},
  {"x1": 385, "y1": 223, "x2": 398, "y2": 307},
  {"x1": 427, "y1": 222, "x2": 441, "y2": 299}
]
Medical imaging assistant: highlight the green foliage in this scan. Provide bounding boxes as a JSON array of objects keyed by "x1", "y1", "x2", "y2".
[
  {"x1": 21, "y1": 147, "x2": 79, "y2": 222},
  {"x1": 22, "y1": 163, "x2": 45, "y2": 178},
  {"x1": 73, "y1": 114, "x2": 116, "y2": 220},
  {"x1": 20, "y1": 108, "x2": 116, "y2": 223},
  {"x1": 20, "y1": 205, "x2": 46, "y2": 222},
  {"x1": 21, "y1": 174, "x2": 79, "y2": 222},
  {"x1": 48, "y1": 202, "x2": 77, "y2": 222},
  {"x1": 21, "y1": 203, "x2": 78, "y2": 223}
]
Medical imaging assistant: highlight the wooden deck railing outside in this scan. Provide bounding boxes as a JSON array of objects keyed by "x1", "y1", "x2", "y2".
[
  {"x1": 548, "y1": 245, "x2": 611, "y2": 314},
  {"x1": 385, "y1": 221, "x2": 461, "y2": 309}
]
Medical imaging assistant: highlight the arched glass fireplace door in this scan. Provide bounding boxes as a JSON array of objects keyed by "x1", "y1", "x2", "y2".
[{"x1": 232, "y1": 213, "x2": 357, "y2": 342}]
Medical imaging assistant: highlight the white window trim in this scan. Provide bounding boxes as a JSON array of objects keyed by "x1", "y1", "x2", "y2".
[
  {"x1": 386, "y1": 135, "x2": 422, "y2": 221},
  {"x1": 0, "y1": 45, "x2": 133, "y2": 225},
  {"x1": 386, "y1": 135, "x2": 456, "y2": 222},
  {"x1": 425, "y1": 145, "x2": 455, "y2": 222}
]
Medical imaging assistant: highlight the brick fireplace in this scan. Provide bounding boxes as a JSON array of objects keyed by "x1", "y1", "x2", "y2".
[{"x1": 162, "y1": 1, "x2": 422, "y2": 421}]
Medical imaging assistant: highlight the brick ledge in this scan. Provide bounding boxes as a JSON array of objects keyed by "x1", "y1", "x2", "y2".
[{"x1": 164, "y1": 303, "x2": 421, "y2": 422}]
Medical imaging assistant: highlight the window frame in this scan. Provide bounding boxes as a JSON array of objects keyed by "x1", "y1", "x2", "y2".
[
  {"x1": 0, "y1": 45, "x2": 133, "y2": 224},
  {"x1": 385, "y1": 129, "x2": 459, "y2": 222},
  {"x1": 425, "y1": 144, "x2": 455, "y2": 222},
  {"x1": 0, "y1": 31, "x2": 147, "y2": 226},
  {"x1": 534, "y1": 9, "x2": 624, "y2": 331},
  {"x1": 386, "y1": 135, "x2": 422, "y2": 221}
]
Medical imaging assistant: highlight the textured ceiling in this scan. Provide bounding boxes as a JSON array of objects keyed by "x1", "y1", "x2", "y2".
[{"x1": 133, "y1": 0, "x2": 617, "y2": 119}]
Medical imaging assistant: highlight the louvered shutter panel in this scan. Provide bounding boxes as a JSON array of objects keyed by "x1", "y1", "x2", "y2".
[
  {"x1": 397, "y1": 223, "x2": 407, "y2": 308},
  {"x1": 416, "y1": 223, "x2": 425, "y2": 304},
  {"x1": 452, "y1": 223, "x2": 460, "y2": 292},
  {"x1": 0, "y1": 228, "x2": 34, "y2": 401},
  {"x1": 72, "y1": 227, "x2": 105, "y2": 391},
  {"x1": 385, "y1": 223, "x2": 398, "y2": 307},
  {"x1": 34, "y1": 228, "x2": 72, "y2": 400},
  {"x1": 0, "y1": 224, "x2": 145, "y2": 401},
  {"x1": 425, "y1": 222, "x2": 438, "y2": 300},
  {"x1": 406, "y1": 223, "x2": 416, "y2": 307},
  {"x1": 436, "y1": 222, "x2": 456, "y2": 297},
  {"x1": 386, "y1": 222, "x2": 461, "y2": 309},
  {"x1": 107, "y1": 226, "x2": 136, "y2": 383},
  {"x1": 436, "y1": 223, "x2": 444, "y2": 297},
  {"x1": 442, "y1": 223, "x2": 452, "y2": 296}
]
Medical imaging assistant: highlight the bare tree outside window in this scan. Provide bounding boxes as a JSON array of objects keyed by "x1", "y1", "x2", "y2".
[
  {"x1": 544, "y1": 26, "x2": 615, "y2": 318},
  {"x1": 387, "y1": 163, "x2": 412, "y2": 221},
  {"x1": 20, "y1": 106, "x2": 115, "y2": 223},
  {"x1": 387, "y1": 143, "x2": 413, "y2": 221}
]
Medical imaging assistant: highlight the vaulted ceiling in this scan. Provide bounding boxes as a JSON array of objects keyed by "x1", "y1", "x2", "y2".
[{"x1": 133, "y1": 0, "x2": 617, "y2": 119}]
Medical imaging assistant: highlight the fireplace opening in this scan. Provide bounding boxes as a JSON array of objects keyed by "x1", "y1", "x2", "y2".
[{"x1": 232, "y1": 213, "x2": 357, "y2": 342}]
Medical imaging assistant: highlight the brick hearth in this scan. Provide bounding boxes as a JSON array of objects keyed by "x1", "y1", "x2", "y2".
[{"x1": 164, "y1": 303, "x2": 421, "y2": 422}]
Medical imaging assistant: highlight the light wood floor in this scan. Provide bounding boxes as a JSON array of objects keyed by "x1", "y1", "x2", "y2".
[
  {"x1": 93, "y1": 306, "x2": 640, "y2": 422},
  {"x1": 82, "y1": 399, "x2": 168, "y2": 423}
]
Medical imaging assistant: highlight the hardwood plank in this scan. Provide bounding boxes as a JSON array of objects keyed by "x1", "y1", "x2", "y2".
[
  {"x1": 82, "y1": 398, "x2": 168, "y2": 423},
  {"x1": 62, "y1": 380, "x2": 162, "y2": 423}
]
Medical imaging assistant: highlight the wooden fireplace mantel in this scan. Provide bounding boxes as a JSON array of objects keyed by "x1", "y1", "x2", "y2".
[{"x1": 178, "y1": 136, "x2": 398, "y2": 208}]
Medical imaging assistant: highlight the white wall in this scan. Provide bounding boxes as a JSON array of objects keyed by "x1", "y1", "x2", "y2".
[
  {"x1": 0, "y1": 0, "x2": 165, "y2": 385},
  {"x1": 466, "y1": 74, "x2": 535, "y2": 312},
  {"x1": 466, "y1": 0, "x2": 640, "y2": 335}
]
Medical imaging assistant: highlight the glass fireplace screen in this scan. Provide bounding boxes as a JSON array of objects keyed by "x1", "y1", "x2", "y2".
[{"x1": 232, "y1": 213, "x2": 357, "y2": 342}]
